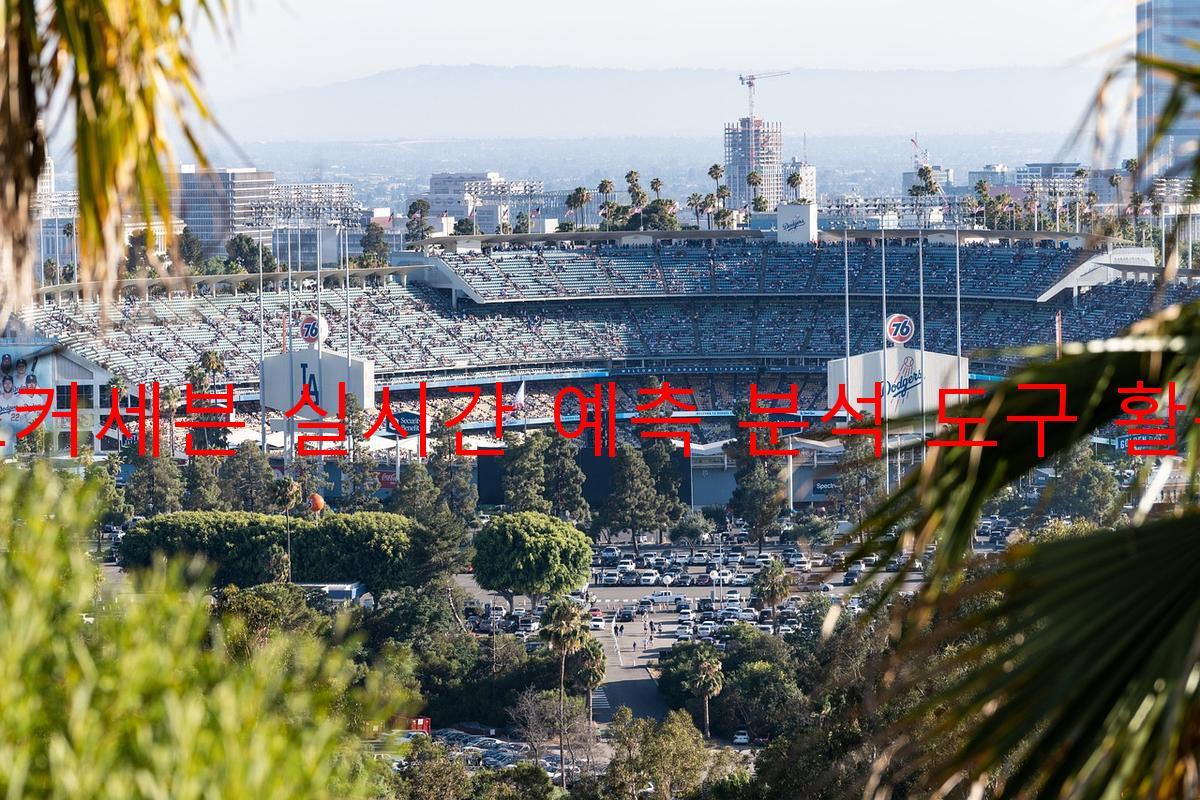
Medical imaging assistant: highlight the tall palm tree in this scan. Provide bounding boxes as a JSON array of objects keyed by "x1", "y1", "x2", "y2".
[
  {"x1": 579, "y1": 187, "x2": 593, "y2": 229},
  {"x1": 161, "y1": 384, "x2": 182, "y2": 433},
  {"x1": 577, "y1": 637, "x2": 606, "y2": 768},
  {"x1": 716, "y1": 184, "x2": 731, "y2": 212},
  {"x1": 184, "y1": 363, "x2": 206, "y2": 391},
  {"x1": 708, "y1": 164, "x2": 724, "y2": 200},
  {"x1": 746, "y1": 171, "x2": 762, "y2": 199},
  {"x1": 0, "y1": 0, "x2": 225, "y2": 318},
  {"x1": 751, "y1": 560, "x2": 792, "y2": 634},
  {"x1": 1131, "y1": 191, "x2": 1146, "y2": 244},
  {"x1": 649, "y1": 178, "x2": 663, "y2": 200},
  {"x1": 786, "y1": 171, "x2": 802, "y2": 201},
  {"x1": 539, "y1": 598, "x2": 589, "y2": 790},
  {"x1": 198, "y1": 350, "x2": 224, "y2": 386},
  {"x1": 843, "y1": 51, "x2": 1200, "y2": 799},
  {"x1": 686, "y1": 193, "x2": 704, "y2": 228},
  {"x1": 624, "y1": 170, "x2": 640, "y2": 189},
  {"x1": 106, "y1": 372, "x2": 130, "y2": 406},
  {"x1": 597, "y1": 180, "x2": 614, "y2": 231},
  {"x1": 703, "y1": 193, "x2": 717, "y2": 229},
  {"x1": 684, "y1": 652, "x2": 723, "y2": 739}
]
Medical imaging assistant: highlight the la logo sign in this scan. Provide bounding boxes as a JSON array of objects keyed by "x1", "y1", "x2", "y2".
[{"x1": 885, "y1": 313, "x2": 915, "y2": 345}]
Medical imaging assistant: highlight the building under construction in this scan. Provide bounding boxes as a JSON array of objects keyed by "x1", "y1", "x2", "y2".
[{"x1": 724, "y1": 117, "x2": 783, "y2": 211}]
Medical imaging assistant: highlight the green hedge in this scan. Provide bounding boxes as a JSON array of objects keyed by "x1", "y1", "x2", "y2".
[{"x1": 119, "y1": 511, "x2": 415, "y2": 595}]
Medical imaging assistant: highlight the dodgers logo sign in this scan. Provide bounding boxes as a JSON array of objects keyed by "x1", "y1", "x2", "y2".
[
  {"x1": 886, "y1": 355, "x2": 923, "y2": 415},
  {"x1": 885, "y1": 313, "x2": 915, "y2": 345}
]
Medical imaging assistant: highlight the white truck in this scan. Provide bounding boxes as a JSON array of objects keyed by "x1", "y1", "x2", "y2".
[{"x1": 641, "y1": 590, "x2": 686, "y2": 607}]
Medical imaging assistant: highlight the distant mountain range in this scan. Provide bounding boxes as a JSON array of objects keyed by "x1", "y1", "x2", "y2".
[{"x1": 215, "y1": 64, "x2": 1120, "y2": 143}]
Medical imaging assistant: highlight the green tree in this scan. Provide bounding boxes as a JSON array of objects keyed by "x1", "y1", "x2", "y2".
[
  {"x1": 219, "y1": 442, "x2": 282, "y2": 512},
  {"x1": 574, "y1": 637, "x2": 606, "y2": 762},
  {"x1": 837, "y1": 430, "x2": 884, "y2": 525},
  {"x1": 543, "y1": 435, "x2": 590, "y2": 525},
  {"x1": 225, "y1": 232, "x2": 275, "y2": 273},
  {"x1": 670, "y1": 509, "x2": 714, "y2": 556},
  {"x1": 649, "y1": 177, "x2": 663, "y2": 200},
  {"x1": 501, "y1": 432, "x2": 551, "y2": 513},
  {"x1": 359, "y1": 221, "x2": 391, "y2": 265},
  {"x1": 686, "y1": 192, "x2": 705, "y2": 227},
  {"x1": 406, "y1": 200, "x2": 433, "y2": 239},
  {"x1": 124, "y1": 451, "x2": 183, "y2": 516},
  {"x1": 471, "y1": 512, "x2": 592, "y2": 611},
  {"x1": 599, "y1": 444, "x2": 664, "y2": 552},
  {"x1": 388, "y1": 462, "x2": 468, "y2": 587},
  {"x1": 85, "y1": 456, "x2": 132, "y2": 529},
  {"x1": 751, "y1": 560, "x2": 792, "y2": 633},
  {"x1": 708, "y1": 164, "x2": 724, "y2": 201},
  {"x1": 539, "y1": 597, "x2": 589, "y2": 790},
  {"x1": 0, "y1": 465, "x2": 392, "y2": 798},
  {"x1": 786, "y1": 171, "x2": 802, "y2": 201},
  {"x1": 1044, "y1": 443, "x2": 1120, "y2": 525},
  {"x1": 452, "y1": 217, "x2": 475, "y2": 236},
  {"x1": 182, "y1": 454, "x2": 226, "y2": 511},
  {"x1": 178, "y1": 225, "x2": 203, "y2": 267},
  {"x1": 684, "y1": 652, "x2": 723, "y2": 739},
  {"x1": 730, "y1": 460, "x2": 785, "y2": 553},
  {"x1": 211, "y1": 582, "x2": 332, "y2": 660}
]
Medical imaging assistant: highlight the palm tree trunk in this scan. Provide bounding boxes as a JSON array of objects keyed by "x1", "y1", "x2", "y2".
[
  {"x1": 703, "y1": 695, "x2": 710, "y2": 738},
  {"x1": 559, "y1": 653, "x2": 568, "y2": 790},
  {"x1": 586, "y1": 687, "x2": 594, "y2": 771}
]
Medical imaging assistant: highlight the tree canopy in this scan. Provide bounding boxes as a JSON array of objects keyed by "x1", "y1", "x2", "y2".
[{"x1": 471, "y1": 512, "x2": 591, "y2": 610}]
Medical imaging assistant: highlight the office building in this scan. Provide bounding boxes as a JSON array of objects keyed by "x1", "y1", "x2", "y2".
[
  {"x1": 1138, "y1": 0, "x2": 1200, "y2": 178},
  {"x1": 174, "y1": 166, "x2": 275, "y2": 258},
  {"x1": 724, "y1": 117, "x2": 784, "y2": 210}
]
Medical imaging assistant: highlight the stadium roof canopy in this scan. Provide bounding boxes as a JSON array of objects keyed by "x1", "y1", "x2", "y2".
[
  {"x1": 404, "y1": 229, "x2": 765, "y2": 252},
  {"x1": 817, "y1": 228, "x2": 1129, "y2": 249}
]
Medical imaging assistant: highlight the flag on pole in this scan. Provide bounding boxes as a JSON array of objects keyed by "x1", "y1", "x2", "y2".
[
  {"x1": 504, "y1": 381, "x2": 527, "y2": 425},
  {"x1": 1055, "y1": 310, "x2": 1063, "y2": 360}
]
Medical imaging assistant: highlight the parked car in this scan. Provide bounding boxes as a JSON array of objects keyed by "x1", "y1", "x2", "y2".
[
  {"x1": 589, "y1": 617, "x2": 607, "y2": 631},
  {"x1": 732, "y1": 730, "x2": 751, "y2": 745}
]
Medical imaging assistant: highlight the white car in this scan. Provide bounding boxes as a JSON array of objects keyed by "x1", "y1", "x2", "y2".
[
  {"x1": 690, "y1": 552, "x2": 709, "y2": 566},
  {"x1": 714, "y1": 569, "x2": 734, "y2": 584},
  {"x1": 732, "y1": 730, "x2": 750, "y2": 745},
  {"x1": 589, "y1": 617, "x2": 607, "y2": 630},
  {"x1": 677, "y1": 608, "x2": 693, "y2": 623},
  {"x1": 638, "y1": 570, "x2": 659, "y2": 586},
  {"x1": 724, "y1": 590, "x2": 742, "y2": 602},
  {"x1": 697, "y1": 621, "x2": 717, "y2": 636},
  {"x1": 732, "y1": 573, "x2": 752, "y2": 586},
  {"x1": 617, "y1": 559, "x2": 636, "y2": 573}
]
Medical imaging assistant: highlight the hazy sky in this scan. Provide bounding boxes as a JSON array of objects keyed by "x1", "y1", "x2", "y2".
[{"x1": 196, "y1": 0, "x2": 1138, "y2": 99}]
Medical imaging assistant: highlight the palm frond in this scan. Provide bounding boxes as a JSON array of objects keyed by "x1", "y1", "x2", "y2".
[
  {"x1": 883, "y1": 515, "x2": 1200, "y2": 800},
  {"x1": 0, "y1": 0, "x2": 228, "y2": 319}
]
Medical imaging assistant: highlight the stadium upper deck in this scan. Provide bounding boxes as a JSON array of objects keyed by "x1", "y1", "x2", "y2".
[
  {"x1": 431, "y1": 241, "x2": 1095, "y2": 303},
  {"x1": 22, "y1": 236, "x2": 1196, "y2": 391}
]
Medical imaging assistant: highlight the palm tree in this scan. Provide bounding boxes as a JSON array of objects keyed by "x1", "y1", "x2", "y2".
[
  {"x1": 576, "y1": 637, "x2": 606, "y2": 768},
  {"x1": 184, "y1": 363, "x2": 207, "y2": 391},
  {"x1": 746, "y1": 171, "x2": 762, "y2": 201},
  {"x1": 579, "y1": 187, "x2": 593, "y2": 229},
  {"x1": 1131, "y1": 191, "x2": 1146, "y2": 244},
  {"x1": 624, "y1": 170, "x2": 640, "y2": 189},
  {"x1": 649, "y1": 178, "x2": 663, "y2": 200},
  {"x1": 684, "y1": 652, "x2": 723, "y2": 738},
  {"x1": 106, "y1": 372, "x2": 130, "y2": 406},
  {"x1": 0, "y1": 0, "x2": 225, "y2": 317},
  {"x1": 161, "y1": 384, "x2": 182, "y2": 433},
  {"x1": 716, "y1": 184, "x2": 731, "y2": 212},
  {"x1": 786, "y1": 172, "x2": 802, "y2": 201},
  {"x1": 597, "y1": 180, "x2": 614, "y2": 231},
  {"x1": 703, "y1": 193, "x2": 717, "y2": 229},
  {"x1": 751, "y1": 560, "x2": 792, "y2": 634},
  {"x1": 198, "y1": 351, "x2": 224, "y2": 386},
  {"x1": 539, "y1": 598, "x2": 589, "y2": 790},
  {"x1": 708, "y1": 164, "x2": 724, "y2": 200},
  {"x1": 686, "y1": 193, "x2": 704, "y2": 228},
  {"x1": 844, "y1": 51, "x2": 1200, "y2": 798}
]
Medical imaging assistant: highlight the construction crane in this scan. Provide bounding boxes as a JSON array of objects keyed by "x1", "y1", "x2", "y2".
[{"x1": 738, "y1": 71, "x2": 790, "y2": 120}]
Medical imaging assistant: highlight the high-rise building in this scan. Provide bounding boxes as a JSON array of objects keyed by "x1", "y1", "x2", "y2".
[
  {"x1": 1137, "y1": 0, "x2": 1200, "y2": 178},
  {"x1": 724, "y1": 117, "x2": 783, "y2": 210},
  {"x1": 780, "y1": 158, "x2": 817, "y2": 202},
  {"x1": 174, "y1": 166, "x2": 275, "y2": 258}
]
